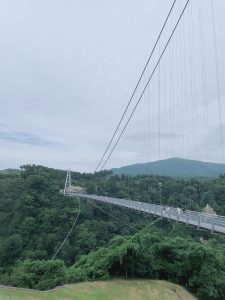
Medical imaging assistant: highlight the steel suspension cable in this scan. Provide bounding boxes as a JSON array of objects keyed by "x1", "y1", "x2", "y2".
[
  {"x1": 211, "y1": 0, "x2": 224, "y2": 161},
  {"x1": 100, "y1": 0, "x2": 191, "y2": 171},
  {"x1": 51, "y1": 198, "x2": 81, "y2": 260},
  {"x1": 94, "y1": 0, "x2": 177, "y2": 172},
  {"x1": 90, "y1": 202, "x2": 140, "y2": 232}
]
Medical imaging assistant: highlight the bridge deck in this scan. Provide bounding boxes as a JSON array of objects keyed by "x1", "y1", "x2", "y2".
[{"x1": 66, "y1": 192, "x2": 225, "y2": 234}]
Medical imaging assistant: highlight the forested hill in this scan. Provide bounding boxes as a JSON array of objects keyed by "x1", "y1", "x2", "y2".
[
  {"x1": 112, "y1": 158, "x2": 225, "y2": 177},
  {"x1": 0, "y1": 168, "x2": 21, "y2": 174},
  {"x1": 69, "y1": 220, "x2": 225, "y2": 299},
  {"x1": 1, "y1": 165, "x2": 225, "y2": 298},
  {"x1": 0, "y1": 165, "x2": 150, "y2": 284}
]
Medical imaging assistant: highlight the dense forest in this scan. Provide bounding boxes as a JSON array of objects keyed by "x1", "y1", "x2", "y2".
[{"x1": 0, "y1": 165, "x2": 225, "y2": 299}]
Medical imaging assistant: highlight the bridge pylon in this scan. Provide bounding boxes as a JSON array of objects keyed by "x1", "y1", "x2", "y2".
[{"x1": 64, "y1": 170, "x2": 72, "y2": 195}]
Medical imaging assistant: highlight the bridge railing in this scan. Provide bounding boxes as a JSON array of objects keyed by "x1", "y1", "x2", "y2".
[{"x1": 65, "y1": 192, "x2": 225, "y2": 234}]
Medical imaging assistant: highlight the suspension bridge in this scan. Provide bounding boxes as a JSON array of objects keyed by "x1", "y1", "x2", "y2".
[
  {"x1": 63, "y1": 170, "x2": 225, "y2": 235},
  {"x1": 62, "y1": 0, "x2": 225, "y2": 236}
]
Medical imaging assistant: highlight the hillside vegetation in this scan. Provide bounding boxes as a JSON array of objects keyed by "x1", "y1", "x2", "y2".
[
  {"x1": 1, "y1": 165, "x2": 225, "y2": 299},
  {"x1": 0, "y1": 280, "x2": 197, "y2": 300},
  {"x1": 67, "y1": 221, "x2": 225, "y2": 299}
]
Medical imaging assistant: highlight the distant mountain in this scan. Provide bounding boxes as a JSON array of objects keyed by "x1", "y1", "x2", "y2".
[
  {"x1": 0, "y1": 168, "x2": 21, "y2": 174},
  {"x1": 112, "y1": 158, "x2": 225, "y2": 177}
]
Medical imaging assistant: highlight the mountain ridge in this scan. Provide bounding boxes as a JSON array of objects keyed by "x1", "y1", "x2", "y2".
[
  {"x1": 112, "y1": 158, "x2": 225, "y2": 177},
  {"x1": 0, "y1": 168, "x2": 21, "y2": 174}
]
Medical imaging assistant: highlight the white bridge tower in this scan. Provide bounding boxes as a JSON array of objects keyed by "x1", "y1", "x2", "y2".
[{"x1": 64, "y1": 170, "x2": 72, "y2": 195}]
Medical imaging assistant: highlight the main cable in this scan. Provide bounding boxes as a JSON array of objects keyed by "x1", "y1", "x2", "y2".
[
  {"x1": 100, "y1": 0, "x2": 190, "y2": 171},
  {"x1": 211, "y1": 0, "x2": 224, "y2": 161},
  {"x1": 94, "y1": 0, "x2": 177, "y2": 173},
  {"x1": 51, "y1": 198, "x2": 81, "y2": 260}
]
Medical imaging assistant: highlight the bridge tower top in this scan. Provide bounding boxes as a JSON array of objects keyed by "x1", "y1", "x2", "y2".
[{"x1": 64, "y1": 170, "x2": 72, "y2": 195}]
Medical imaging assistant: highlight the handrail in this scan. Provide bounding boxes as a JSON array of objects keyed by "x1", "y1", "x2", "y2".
[{"x1": 64, "y1": 192, "x2": 225, "y2": 234}]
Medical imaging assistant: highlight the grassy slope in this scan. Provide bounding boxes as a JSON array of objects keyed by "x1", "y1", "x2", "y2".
[{"x1": 0, "y1": 280, "x2": 197, "y2": 300}]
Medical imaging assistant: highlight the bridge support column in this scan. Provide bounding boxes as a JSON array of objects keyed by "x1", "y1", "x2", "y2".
[
  {"x1": 198, "y1": 215, "x2": 201, "y2": 230},
  {"x1": 176, "y1": 211, "x2": 179, "y2": 223},
  {"x1": 211, "y1": 217, "x2": 215, "y2": 234},
  {"x1": 167, "y1": 209, "x2": 170, "y2": 221},
  {"x1": 64, "y1": 170, "x2": 72, "y2": 195}
]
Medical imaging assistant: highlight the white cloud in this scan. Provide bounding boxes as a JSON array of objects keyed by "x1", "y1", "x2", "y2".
[{"x1": 0, "y1": 0, "x2": 224, "y2": 172}]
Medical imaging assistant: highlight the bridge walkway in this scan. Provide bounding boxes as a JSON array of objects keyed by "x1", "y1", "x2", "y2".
[{"x1": 65, "y1": 192, "x2": 225, "y2": 234}]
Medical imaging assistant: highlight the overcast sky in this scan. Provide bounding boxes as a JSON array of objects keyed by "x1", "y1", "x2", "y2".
[{"x1": 0, "y1": 0, "x2": 224, "y2": 172}]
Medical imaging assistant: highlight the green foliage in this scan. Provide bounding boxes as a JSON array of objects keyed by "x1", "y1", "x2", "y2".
[
  {"x1": 1, "y1": 164, "x2": 225, "y2": 297},
  {"x1": 68, "y1": 224, "x2": 225, "y2": 299},
  {"x1": 11, "y1": 259, "x2": 66, "y2": 290},
  {"x1": 0, "y1": 165, "x2": 148, "y2": 287}
]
